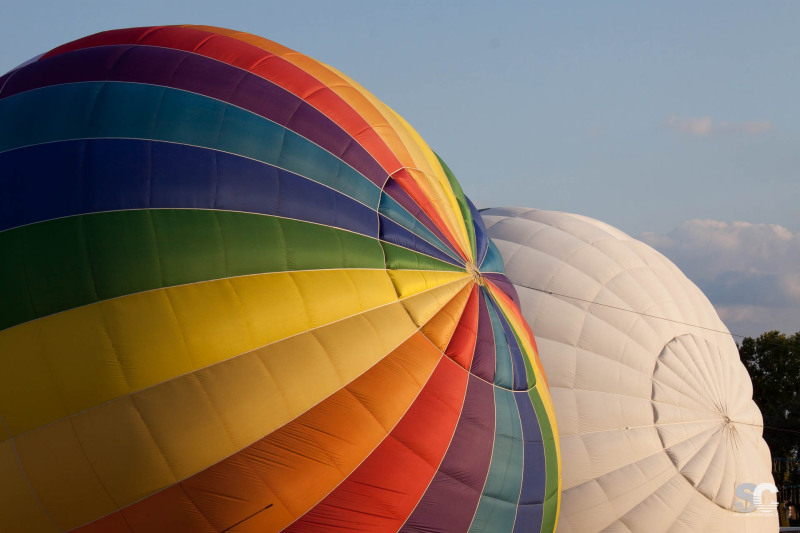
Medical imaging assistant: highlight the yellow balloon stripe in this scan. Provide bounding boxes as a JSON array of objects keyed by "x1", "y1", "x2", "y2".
[
  {"x1": 419, "y1": 284, "x2": 475, "y2": 352},
  {"x1": 0, "y1": 269, "x2": 468, "y2": 439},
  {"x1": 400, "y1": 278, "x2": 472, "y2": 330},
  {"x1": 327, "y1": 67, "x2": 472, "y2": 257},
  {"x1": 388, "y1": 269, "x2": 469, "y2": 300},
  {"x1": 3, "y1": 278, "x2": 469, "y2": 531},
  {"x1": 385, "y1": 105, "x2": 473, "y2": 256}
]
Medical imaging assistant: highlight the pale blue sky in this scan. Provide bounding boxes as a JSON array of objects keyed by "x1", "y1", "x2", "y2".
[{"x1": 2, "y1": 1, "x2": 798, "y2": 335}]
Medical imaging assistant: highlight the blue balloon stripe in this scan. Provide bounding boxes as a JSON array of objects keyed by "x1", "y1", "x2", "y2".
[
  {"x1": 512, "y1": 391, "x2": 547, "y2": 533},
  {"x1": 379, "y1": 215, "x2": 464, "y2": 269},
  {"x1": 0, "y1": 139, "x2": 379, "y2": 238},
  {"x1": 479, "y1": 238, "x2": 506, "y2": 273},
  {"x1": 493, "y1": 302, "x2": 530, "y2": 391},
  {"x1": 379, "y1": 193, "x2": 463, "y2": 264},
  {"x1": 0, "y1": 81, "x2": 383, "y2": 209},
  {"x1": 484, "y1": 288, "x2": 514, "y2": 389},
  {"x1": 468, "y1": 197, "x2": 489, "y2": 267}
]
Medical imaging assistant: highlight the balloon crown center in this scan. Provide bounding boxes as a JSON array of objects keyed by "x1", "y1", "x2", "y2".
[{"x1": 466, "y1": 262, "x2": 484, "y2": 285}]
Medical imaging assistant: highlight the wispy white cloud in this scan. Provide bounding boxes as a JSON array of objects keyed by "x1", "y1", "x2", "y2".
[
  {"x1": 639, "y1": 220, "x2": 800, "y2": 337},
  {"x1": 664, "y1": 115, "x2": 773, "y2": 137}
]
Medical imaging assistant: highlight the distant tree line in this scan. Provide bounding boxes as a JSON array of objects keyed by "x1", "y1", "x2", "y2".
[
  {"x1": 738, "y1": 331, "x2": 800, "y2": 506},
  {"x1": 739, "y1": 330, "x2": 800, "y2": 459}
]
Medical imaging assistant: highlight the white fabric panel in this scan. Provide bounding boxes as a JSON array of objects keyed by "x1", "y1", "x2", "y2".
[{"x1": 482, "y1": 207, "x2": 776, "y2": 532}]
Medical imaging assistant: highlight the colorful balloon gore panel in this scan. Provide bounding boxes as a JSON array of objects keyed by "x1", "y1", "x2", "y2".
[{"x1": 0, "y1": 26, "x2": 560, "y2": 532}]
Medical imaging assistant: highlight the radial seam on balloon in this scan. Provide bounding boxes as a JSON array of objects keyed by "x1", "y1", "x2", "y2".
[
  {"x1": 0, "y1": 418, "x2": 62, "y2": 532},
  {"x1": 613, "y1": 472, "x2": 690, "y2": 532},
  {"x1": 16, "y1": 309, "x2": 430, "y2": 531},
  {"x1": 290, "y1": 363, "x2": 468, "y2": 531},
  {"x1": 0, "y1": 274, "x2": 469, "y2": 447},
  {"x1": 379, "y1": 194, "x2": 464, "y2": 264},
  {"x1": 0, "y1": 82, "x2": 383, "y2": 208},
  {"x1": 391, "y1": 166, "x2": 470, "y2": 263},
  {"x1": 483, "y1": 290, "x2": 515, "y2": 389},
  {"x1": 467, "y1": 388, "x2": 524, "y2": 532},
  {"x1": 465, "y1": 400, "x2": 499, "y2": 532},
  {"x1": 322, "y1": 71, "x2": 469, "y2": 258},
  {"x1": 660, "y1": 337, "x2": 717, "y2": 406},
  {"x1": 1, "y1": 41, "x2": 396, "y2": 197},
  {"x1": 511, "y1": 392, "x2": 547, "y2": 531},
  {"x1": 651, "y1": 400, "x2": 730, "y2": 423},
  {"x1": 394, "y1": 288, "x2": 486, "y2": 529},
  {"x1": 109, "y1": 287, "x2": 461, "y2": 531},
  {"x1": 386, "y1": 167, "x2": 469, "y2": 262},
  {"x1": 654, "y1": 348, "x2": 726, "y2": 414},
  {"x1": 598, "y1": 455, "x2": 682, "y2": 511},
  {"x1": 671, "y1": 337, "x2": 727, "y2": 414},
  {"x1": 510, "y1": 282, "x2": 661, "y2": 372},
  {"x1": 484, "y1": 286, "x2": 560, "y2": 525},
  {"x1": 385, "y1": 113, "x2": 470, "y2": 256},
  {"x1": 494, "y1": 237, "x2": 694, "y2": 350},
  {"x1": 0, "y1": 213, "x2": 462, "y2": 334},
  {"x1": 657, "y1": 341, "x2": 726, "y2": 412},
  {"x1": 483, "y1": 282, "x2": 539, "y2": 387},
  {"x1": 653, "y1": 367, "x2": 723, "y2": 417},
  {"x1": 667, "y1": 425, "x2": 726, "y2": 476},
  {"x1": 67, "y1": 415, "x2": 130, "y2": 518},
  {"x1": 96, "y1": 28, "x2": 420, "y2": 208},
  {"x1": 17, "y1": 269, "x2": 463, "y2": 422},
  {"x1": 697, "y1": 429, "x2": 731, "y2": 502},
  {"x1": 579, "y1": 423, "x2": 725, "y2": 495},
  {"x1": 431, "y1": 289, "x2": 542, "y2": 393},
  {"x1": 508, "y1": 397, "x2": 530, "y2": 533},
  {"x1": 271, "y1": 287, "x2": 473, "y2": 530},
  {"x1": 1, "y1": 143, "x2": 465, "y2": 273},
  {"x1": 434, "y1": 153, "x2": 476, "y2": 259}
]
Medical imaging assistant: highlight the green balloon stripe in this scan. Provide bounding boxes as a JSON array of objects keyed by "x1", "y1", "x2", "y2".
[
  {"x1": 529, "y1": 388, "x2": 560, "y2": 533},
  {"x1": 382, "y1": 242, "x2": 465, "y2": 273},
  {"x1": 1, "y1": 209, "x2": 464, "y2": 332},
  {"x1": 436, "y1": 153, "x2": 477, "y2": 260},
  {"x1": 468, "y1": 387, "x2": 525, "y2": 532}
]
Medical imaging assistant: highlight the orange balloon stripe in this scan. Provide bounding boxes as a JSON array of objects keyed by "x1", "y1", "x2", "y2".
[
  {"x1": 419, "y1": 282, "x2": 475, "y2": 351},
  {"x1": 186, "y1": 26, "x2": 471, "y2": 257},
  {"x1": 391, "y1": 168, "x2": 469, "y2": 261},
  {"x1": 285, "y1": 356, "x2": 467, "y2": 532},
  {"x1": 40, "y1": 25, "x2": 469, "y2": 260},
  {"x1": 181, "y1": 26, "x2": 419, "y2": 169},
  {"x1": 68, "y1": 330, "x2": 442, "y2": 533},
  {"x1": 41, "y1": 26, "x2": 403, "y2": 177},
  {"x1": 444, "y1": 285, "x2": 481, "y2": 370}
]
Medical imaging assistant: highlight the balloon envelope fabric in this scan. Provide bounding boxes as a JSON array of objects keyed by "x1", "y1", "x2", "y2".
[
  {"x1": 0, "y1": 27, "x2": 560, "y2": 532},
  {"x1": 482, "y1": 207, "x2": 775, "y2": 533}
]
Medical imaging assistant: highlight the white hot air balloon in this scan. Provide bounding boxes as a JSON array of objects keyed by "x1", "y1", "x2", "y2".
[{"x1": 482, "y1": 207, "x2": 776, "y2": 533}]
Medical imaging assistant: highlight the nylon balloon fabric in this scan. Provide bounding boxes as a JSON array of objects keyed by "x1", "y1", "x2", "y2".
[
  {"x1": 482, "y1": 207, "x2": 776, "y2": 533},
  {"x1": 0, "y1": 27, "x2": 559, "y2": 532}
]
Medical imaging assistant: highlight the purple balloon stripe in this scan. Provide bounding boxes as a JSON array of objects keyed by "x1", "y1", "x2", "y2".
[
  {"x1": 383, "y1": 177, "x2": 464, "y2": 260},
  {"x1": 400, "y1": 375, "x2": 495, "y2": 532},
  {"x1": 484, "y1": 272, "x2": 521, "y2": 309},
  {"x1": 470, "y1": 290, "x2": 497, "y2": 383},
  {"x1": 0, "y1": 44, "x2": 395, "y2": 191}
]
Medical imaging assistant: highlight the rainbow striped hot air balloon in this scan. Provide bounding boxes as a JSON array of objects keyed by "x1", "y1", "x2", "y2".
[{"x1": 0, "y1": 26, "x2": 560, "y2": 533}]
